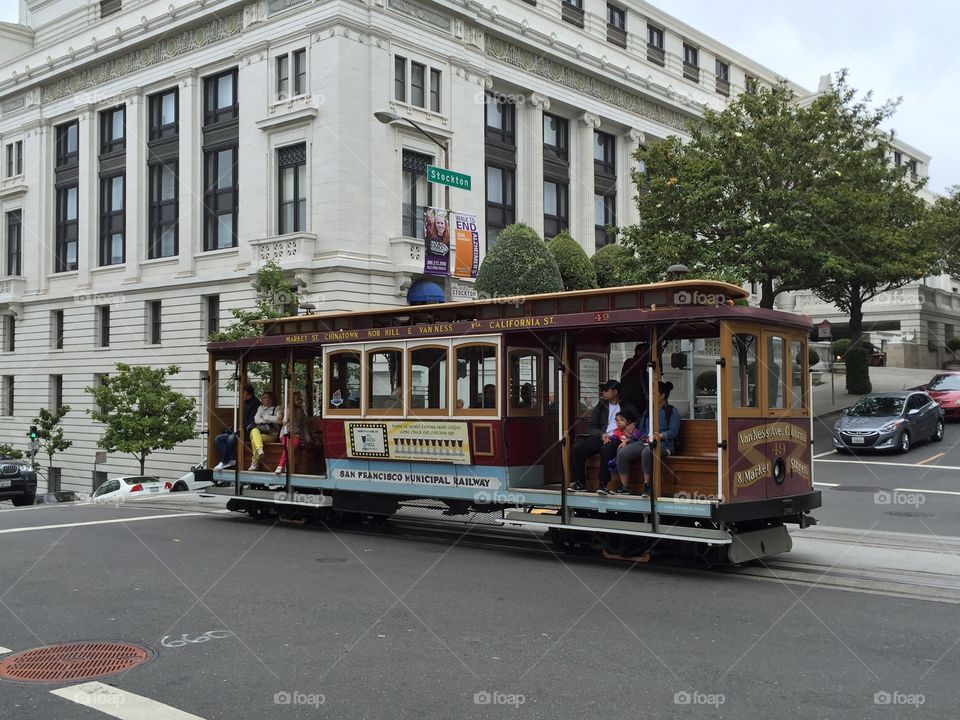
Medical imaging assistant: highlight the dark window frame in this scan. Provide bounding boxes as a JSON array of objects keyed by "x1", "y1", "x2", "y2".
[
  {"x1": 410, "y1": 61, "x2": 426, "y2": 108},
  {"x1": 51, "y1": 374, "x2": 63, "y2": 411},
  {"x1": 98, "y1": 305, "x2": 111, "y2": 348},
  {"x1": 205, "y1": 295, "x2": 220, "y2": 337},
  {"x1": 53, "y1": 310, "x2": 64, "y2": 350},
  {"x1": 203, "y1": 144, "x2": 239, "y2": 250},
  {"x1": 203, "y1": 68, "x2": 239, "y2": 127},
  {"x1": 99, "y1": 106, "x2": 126, "y2": 155},
  {"x1": 100, "y1": 0, "x2": 121, "y2": 18},
  {"x1": 4, "y1": 315, "x2": 14, "y2": 352},
  {"x1": 294, "y1": 49, "x2": 307, "y2": 96},
  {"x1": 485, "y1": 163, "x2": 515, "y2": 250},
  {"x1": 594, "y1": 192, "x2": 617, "y2": 249},
  {"x1": 148, "y1": 160, "x2": 178, "y2": 259},
  {"x1": 543, "y1": 179, "x2": 569, "y2": 239},
  {"x1": 277, "y1": 143, "x2": 307, "y2": 235},
  {"x1": 148, "y1": 300, "x2": 162, "y2": 345},
  {"x1": 485, "y1": 94, "x2": 516, "y2": 147},
  {"x1": 6, "y1": 141, "x2": 23, "y2": 177},
  {"x1": 55, "y1": 184, "x2": 79, "y2": 273},
  {"x1": 149, "y1": 88, "x2": 179, "y2": 141},
  {"x1": 99, "y1": 173, "x2": 126, "y2": 266},
  {"x1": 401, "y1": 149, "x2": 434, "y2": 239},
  {"x1": 56, "y1": 121, "x2": 79, "y2": 168},
  {"x1": 594, "y1": 130, "x2": 616, "y2": 175},
  {"x1": 607, "y1": 3, "x2": 625, "y2": 31},
  {"x1": 543, "y1": 113, "x2": 569, "y2": 161},
  {"x1": 6, "y1": 209, "x2": 21, "y2": 276},
  {"x1": 394, "y1": 56, "x2": 406, "y2": 102}
]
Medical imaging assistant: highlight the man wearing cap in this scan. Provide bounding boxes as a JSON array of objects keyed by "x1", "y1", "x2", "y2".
[{"x1": 570, "y1": 380, "x2": 637, "y2": 493}]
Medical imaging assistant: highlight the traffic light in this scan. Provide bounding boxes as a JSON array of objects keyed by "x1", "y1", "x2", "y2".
[{"x1": 29, "y1": 425, "x2": 38, "y2": 440}]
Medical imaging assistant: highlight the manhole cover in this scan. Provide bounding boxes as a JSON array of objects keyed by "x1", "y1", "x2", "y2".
[{"x1": 0, "y1": 642, "x2": 153, "y2": 684}]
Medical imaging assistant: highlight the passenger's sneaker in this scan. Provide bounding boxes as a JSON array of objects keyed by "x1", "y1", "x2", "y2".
[
  {"x1": 274, "y1": 466, "x2": 284, "y2": 475},
  {"x1": 613, "y1": 486, "x2": 631, "y2": 495},
  {"x1": 213, "y1": 461, "x2": 225, "y2": 471},
  {"x1": 567, "y1": 484, "x2": 582, "y2": 493},
  {"x1": 223, "y1": 460, "x2": 236, "y2": 469},
  {"x1": 596, "y1": 486, "x2": 609, "y2": 496},
  {"x1": 640, "y1": 485, "x2": 652, "y2": 498},
  {"x1": 248, "y1": 461, "x2": 259, "y2": 471}
]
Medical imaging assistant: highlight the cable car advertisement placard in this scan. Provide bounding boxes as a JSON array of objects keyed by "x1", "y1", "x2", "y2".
[{"x1": 346, "y1": 420, "x2": 472, "y2": 464}]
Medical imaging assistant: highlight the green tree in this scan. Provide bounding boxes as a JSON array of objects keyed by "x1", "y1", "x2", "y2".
[
  {"x1": 845, "y1": 347, "x2": 872, "y2": 395},
  {"x1": 209, "y1": 260, "x2": 300, "y2": 341},
  {"x1": 591, "y1": 243, "x2": 640, "y2": 288},
  {"x1": 86, "y1": 364, "x2": 197, "y2": 475},
  {"x1": 475, "y1": 224, "x2": 564, "y2": 297},
  {"x1": 0, "y1": 444, "x2": 24, "y2": 459},
  {"x1": 30, "y1": 406, "x2": 72, "y2": 486},
  {"x1": 547, "y1": 231, "x2": 598, "y2": 290},
  {"x1": 924, "y1": 187, "x2": 960, "y2": 278}
]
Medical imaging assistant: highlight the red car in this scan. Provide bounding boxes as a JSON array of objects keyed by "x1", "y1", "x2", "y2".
[{"x1": 923, "y1": 372, "x2": 960, "y2": 420}]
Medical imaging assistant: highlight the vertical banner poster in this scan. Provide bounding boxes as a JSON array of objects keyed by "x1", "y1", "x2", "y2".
[
  {"x1": 423, "y1": 207, "x2": 451, "y2": 275},
  {"x1": 453, "y1": 212, "x2": 480, "y2": 278}
]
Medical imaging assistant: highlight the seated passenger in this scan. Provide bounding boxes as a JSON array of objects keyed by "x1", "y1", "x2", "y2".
[
  {"x1": 615, "y1": 381, "x2": 680, "y2": 497},
  {"x1": 473, "y1": 383, "x2": 496, "y2": 409},
  {"x1": 604, "y1": 409, "x2": 640, "y2": 495},
  {"x1": 214, "y1": 384, "x2": 260, "y2": 470},
  {"x1": 516, "y1": 382, "x2": 534, "y2": 408},
  {"x1": 248, "y1": 391, "x2": 281, "y2": 470},
  {"x1": 275, "y1": 390, "x2": 312, "y2": 475},
  {"x1": 569, "y1": 380, "x2": 638, "y2": 493}
]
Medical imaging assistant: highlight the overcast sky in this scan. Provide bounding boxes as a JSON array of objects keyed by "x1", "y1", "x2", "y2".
[{"x1": 0, "y1": 0, "x2": 955, "y2": 193}]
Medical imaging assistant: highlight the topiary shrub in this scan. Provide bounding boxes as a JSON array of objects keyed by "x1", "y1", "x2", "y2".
[
  {"x1": 947, "y1": 337, "x2": 960, "y2": 358},
  {"x1": 591, "y1": 243, "x2": 639, "y2": 288},
  {"x1": 830, "y1": 338, "x2": 853, "y2": 361},
  {"x1": 547, "y1": 231, "x2": 598, "y2": 290},
  {"x1": 845, "y1": 346, "x2": 872, "y2": 394},
  {"x1": 475, "y1": 224, "x2": 564, "y2": 297},
  {"x1": 696, "y1": 370, "x2": 717, "y2": 394},
  {"x1": 808, "y1": 348, "x2": 821, "y2": 367}
]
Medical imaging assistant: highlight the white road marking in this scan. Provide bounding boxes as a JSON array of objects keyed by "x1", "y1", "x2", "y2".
[
  {"x1": 51, "y1": 682, "x2": 206, "y2": 719},
  {"x1": 0, "y1": 646, "x2": 11, "y2": 653},
  {"x1": 813, "y1": 482, "x2": 840, "y2": 487},
  {"x1": 815, "y1": 458, "x2": 960, "y2": 471},
  {"x1": 894, "y1": 488, "x2": 960, "y2": 497},
  {"x1": 0, "y1": 513, "x2": 202, "y2": 535},
  {"x1": 813, "y1": 450, "x2": 837, "y2": 459}
]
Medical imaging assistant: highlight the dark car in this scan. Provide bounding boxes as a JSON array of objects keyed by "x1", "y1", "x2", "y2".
[
  {"x1": 832, "y1": 391, "x2": 944, "y2": 454},
  {"x1": 920, "y1": 371, "x2": 960, "y2": 421},
  {"x1": 0, "y1": 456, "x2": 38, "y2": 506}
]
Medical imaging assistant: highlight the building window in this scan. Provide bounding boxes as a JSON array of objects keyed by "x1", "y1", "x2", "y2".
[
  {"x1": 149, "y1": 88, "x2": 179, "y2": 140},
  {"x1": 97, "y1": 306, "x2": 111, "y2": 348},
  {"x1": 294, "y1": 49, "x2": 307, "y2": 96},
  {"x1": 1, "y1": 376, "x2": 13, "y2": 416},
  {"x1": 100, "y1": 174, "x2": 125, "y2": 266},
  {"x1": 52, "y1": 310, "x2": 64, "y2": 350},
  {"x1": 543, "y1": 180, "x2": 568, "y2": 239},
  {"x1": 205, "y1": 295, "x2": 220, "y2": 338},
  {"x1": 893, "y1": 151, "x2": 902, "y2": 166},
  {"x1": 277, "y1": 143, "x2": 306, "y2": 235},
  {"x1": 93, "y1": 373, "x2": 108, "y2": 415},
  {"x1": 100, "y1": 106, "x2": 125, "y2": 154},
  {"x1": 50, "y1": 375, "x2": 63, "y2": 411},
  {"x1": 204, "y1": 146, "x2": 238, "y2": 250},
  {"x1": 606, "y1": 4, "x2": 626, "y2": 46},
  {"x1": 2, "y1": 315, "x2": 14, "y2": 352},
  {"x1": 485, "y1": 95, "x2": 516, "y2": 146},
  {"x1": 683, "y1": 44, "x2": 700, "y2": 82},
  {"x1": 402, "y1": 150, "x2": 433, "y2": 239},
  {"x1": 204, "y1": 69, "x2": 238, "y2": 127},
  {"x1": 647, "y1": 25, "x2": 665, "y2": 65},
  {"x1": 745, "y1": 76, "x2": 759, "y2": 95},
  {"x1": 148, "y1": 162, "x2": 178, "y2": 258},
  {"x1": 543, "y1": 114, "x2": 568, "y2": 160},
  {"x1": 101, "y1": 0, "x2": 121, "y2": 17},
  {"x1": 485, "y1": 165, "x2": 515, "y2": 249},
  {"x1": 56, "y1": 121, "x2": 79, "y2": 168},
  {"x1": 594, "y1": 131, "x2": 615, "y2": 175},
  {"x1": 5, "y1": 141, "x2": 22, "y2": 177},
  {"x1": 907, "y1": 159, "x2": 918, "y2": 181},
  {"x1": 148, "y1": 300, "x2": 162, "y2": 345},
  {"x1": 277, "y1": 49, "x2": 307, "y2": 100},
  {"x1": 715, "y1": 59, "x2": 730, "y2": 96},
  {"x1": 6, "y1": 210, "x2": 21, "y2": 276},
  {"x1": 55, "y1": 185, "x2": 79, "y2": 272},
  {"x1": 561, "y1": 0, "x2": 584, "y2": 28},
  {"x1": 394, "y1": 57, "x2": 442, "y2": 111},
  {"x1": 595, "y1": 193, "x2": 616, "y2": 248}
]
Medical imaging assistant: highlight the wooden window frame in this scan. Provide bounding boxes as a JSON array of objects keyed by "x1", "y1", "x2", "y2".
[
  {"x1": 452, "y1": 339, "x2": 500, "y2": 418},
  {"x1": 324, "y1": 347, "x2": 363, "y2": 416},
  {"x1": 762, "y1": 331, "x2": 789, "y2": 416},
  {"x1": 364, "y1": 346, "x2": 405, "y2": 417},
  {"x1": 407, "y1": 342, "x2": 450, "y2": 417},
  {"x1": 576, "y1": 352, "x2": 608, "y2": 417},
  {"x1": 507, "y1": 348, "x2": 544, "y2": 417}
]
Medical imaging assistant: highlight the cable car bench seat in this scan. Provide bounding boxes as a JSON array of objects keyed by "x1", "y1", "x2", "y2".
[
  {"x1": 251, "y1": 417, "x2": 326, "y2": 476},
  {"x1": 583, "y1": 419, "x2": 718, "y2": 498}
]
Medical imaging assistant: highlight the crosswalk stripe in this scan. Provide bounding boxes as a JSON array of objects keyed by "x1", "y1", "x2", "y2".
[{"x1": 51, "y1": 682, "x2": 206, "y2": 719}]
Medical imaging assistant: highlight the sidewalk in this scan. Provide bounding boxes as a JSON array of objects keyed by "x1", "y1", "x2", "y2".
[{"x1": 812, "y1": 366, "x2": 937, "y2": 417}]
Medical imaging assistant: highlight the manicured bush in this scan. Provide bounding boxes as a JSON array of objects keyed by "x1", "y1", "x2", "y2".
[
  {"x1": 475, "y1": 224, "x2": 564, "y2": 297},
  {"x1": 808, "y1": 348, "x2": 821, "y2": 367},
  {"x1": 591, "y1": 243, "x2": 639, "y2": 288},
  {"x1": 845, "y1": 346, "x2": 872, "y2": 394},
  {"x1": 830, "y1": 338, "x2": 853, "y2": 360},
  {"x1": 696, "y1": 370, "x2": 717, "y2": 394},
  {"x1": 547, "y1": 231, "x2": 598, "y2": 290},
  {"x1": 947, "y1": 337, "x2": 960, "y2": 356}
]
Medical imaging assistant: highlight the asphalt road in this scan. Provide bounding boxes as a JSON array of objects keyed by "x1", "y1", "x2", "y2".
[
  {"x1": 0, "y1": 500, "x2": 958, "y2": 719},
  {"x1": 810, "y1": 413, "x2": 960, "y2": 536}
]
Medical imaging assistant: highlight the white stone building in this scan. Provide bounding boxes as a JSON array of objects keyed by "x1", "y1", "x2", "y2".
[{"x1": 0, "y1": 0, "x2": 947, "y2": 491}]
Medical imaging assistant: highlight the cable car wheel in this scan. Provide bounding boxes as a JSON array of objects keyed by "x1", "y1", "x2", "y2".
[{"x1": 549, "y1": 527, "x2": 595, "y2": 556}]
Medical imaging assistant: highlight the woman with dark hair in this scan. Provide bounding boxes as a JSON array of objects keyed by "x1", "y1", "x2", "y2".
[
  {"x1": 612, "y1": 381, "x2": 680, "y2": 497},
  {"x1": 214, "y1": 385, "x2": 260, "y2": 470}
]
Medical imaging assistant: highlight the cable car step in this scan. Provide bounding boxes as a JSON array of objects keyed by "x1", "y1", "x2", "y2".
[{"x1": 500, "y1": 511, "x2": 732, "y2": 544}]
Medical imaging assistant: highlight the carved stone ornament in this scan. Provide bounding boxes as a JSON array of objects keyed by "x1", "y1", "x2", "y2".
[
  {"x1": 40, "y1": 11, "x2": 244, "y2": 104},
  {"x1": 485, "y1": 35, "x2": 691, "y2": 132},
  {"x1": 387, "y1": 0, "x2": 451, "y2": 32}
]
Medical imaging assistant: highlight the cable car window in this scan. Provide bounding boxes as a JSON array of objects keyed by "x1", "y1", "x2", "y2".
[
  {"x1": 246, "y1": 361, "x2": 273, "y2": 398},
  {"x1": 367, "y1": 349, "x2": 403, "y2": 413},
  {"x1": 577, "y1": 354, "x2": 605, "y2": 415},
  {"x1": 455, "y1": 344, "x2": 497, "y2": 413},
  {"x1": 732, "y1": 333, "x2": 757, "y2": 408},
  {"x1": 327, "y1": 351, "x2": 361, "y2": 411},
  {"x1": 791, "y1": 339, "x2": 805, "y2": 410},
  {"x1": 767, "y1": 335, "x2": 787, "y2": 410},
  {"x1": 509, "y1": 350, "x2": 541, "y2": 413},
  {"x1": 410, "y1": 346, "x2": 448, "y2": 413},
  {"x1": 214, "y1": 359, "x2": 236, "y2": 408}
]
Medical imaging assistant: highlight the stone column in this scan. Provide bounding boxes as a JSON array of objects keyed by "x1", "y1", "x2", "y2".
[
  {"x1": 176, "y1": 68, "x2": 199, "y2": 278},
  {"x1": 75, "y1": 106, "x2": 95, "y2": 290},
  {"x1": 618, "y1": 129, "x2": 645, "y2": 228},
  {"x1": 124, "y1": 88, "x2": 144, "y2": 285},
  {"x1": 517, "y1": 92, "x2": 548, "y2": 237},
  {"x1": 573, "y1": 112, "x2": 600, "y2": 254},
  {"x1": 25, "y1": 120, "x2": 52, "y2": 294}
]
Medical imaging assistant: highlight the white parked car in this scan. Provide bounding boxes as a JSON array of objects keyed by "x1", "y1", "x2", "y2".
[
  {"x1": 91, "y1": 476, "x2": 172, "y2": 502},
  {"x1": 170, "y1": 460, "x2": 214, "y2": 492}
]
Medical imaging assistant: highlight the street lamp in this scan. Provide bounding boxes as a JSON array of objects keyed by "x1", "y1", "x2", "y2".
[{"x1": 374, "y1": 109, "x2": 450, "y2": 209}]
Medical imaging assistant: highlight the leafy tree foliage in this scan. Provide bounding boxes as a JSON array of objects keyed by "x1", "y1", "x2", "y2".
[
  {"x1": 209, "y1": 260, "x2": 300, "y2": 341},
  {"x1": 924, "y1": 186, "x2": 960, "y2": 278},
  {"x1": 31, "y1": 405, "x2": 72, "y2": 478},
  {"x1": 475, "y1": 224, "x2": 564, "y2": 297},
  {"x1": 86, "y1": 364, "x2": 197, "y2": 475},
  {"x1": 947, "y1": 337, "x2": 960, "y2": 358},
  {"x1": 0, "y1": 444, "x2": 24, "y2": 459},
  {"x1": 844, "y1": 347, "x2": 872, "y2": 395},
  {"x1": 547, "y1": 231, "x2": 598, "y2": 290},
  {"x1": 591, "y1": 243, "x2": 640, "y2": 288}
]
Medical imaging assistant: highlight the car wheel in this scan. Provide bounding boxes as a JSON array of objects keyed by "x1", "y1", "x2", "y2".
[
  {"x1": 172, "y1": 481, "x2": 188, "y2": 492},
  {"x1": 932, "y1": 420, "x2": 945, "y2": 443},
  {"x1": 12, "y1": 494, "x2": 35, "y2": 507},
  {"x1": 898, "y1": 430, "x2": 911, "y2": 454}
]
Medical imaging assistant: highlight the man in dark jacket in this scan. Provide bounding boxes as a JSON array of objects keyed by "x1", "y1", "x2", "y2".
[
  {"x1": 570, "y1": 380, "x2": 636, "y2": 493},
  {"x1": 214, "y1": 385, "x2": 261, "y2": 470}
]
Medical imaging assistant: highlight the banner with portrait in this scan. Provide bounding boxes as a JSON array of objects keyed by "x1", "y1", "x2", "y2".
[
  {"x1": 423, "y1": 207, "x2": 451, "y2": 275},
  {"x1": 452, "y1": 212, "x2": 480, "y2": 278}
]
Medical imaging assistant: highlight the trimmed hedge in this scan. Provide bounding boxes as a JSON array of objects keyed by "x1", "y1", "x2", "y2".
[
  {"x1": 591, "y1": 243, "x2": 639, "y2": 288},
  {"x1": 475, "y1": 224, "x2": 564, "y2": 297},
  {"x1": 696, "y1": 370, "x2": 717, "y2": 394},
  {"x1": 808, "y1": 348, "x2": 821, "y2": 367},
  {"x1": 547, "y1": 231, "x2": 598, "y2": 291},
  {"x1": 947, "y1": 337, "x2": 960, "y2": 355},
  {"x1": 830, "y1": 338, "x2": 853, "y2": 360},
  {"x1": 845, "y1": 346, "x2": 872, "y2": 394}
]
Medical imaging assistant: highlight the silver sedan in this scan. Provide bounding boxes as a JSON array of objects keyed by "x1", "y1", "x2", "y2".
[{"x1": 832, "y1": 391, "x2": 944, "y2": 454}]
